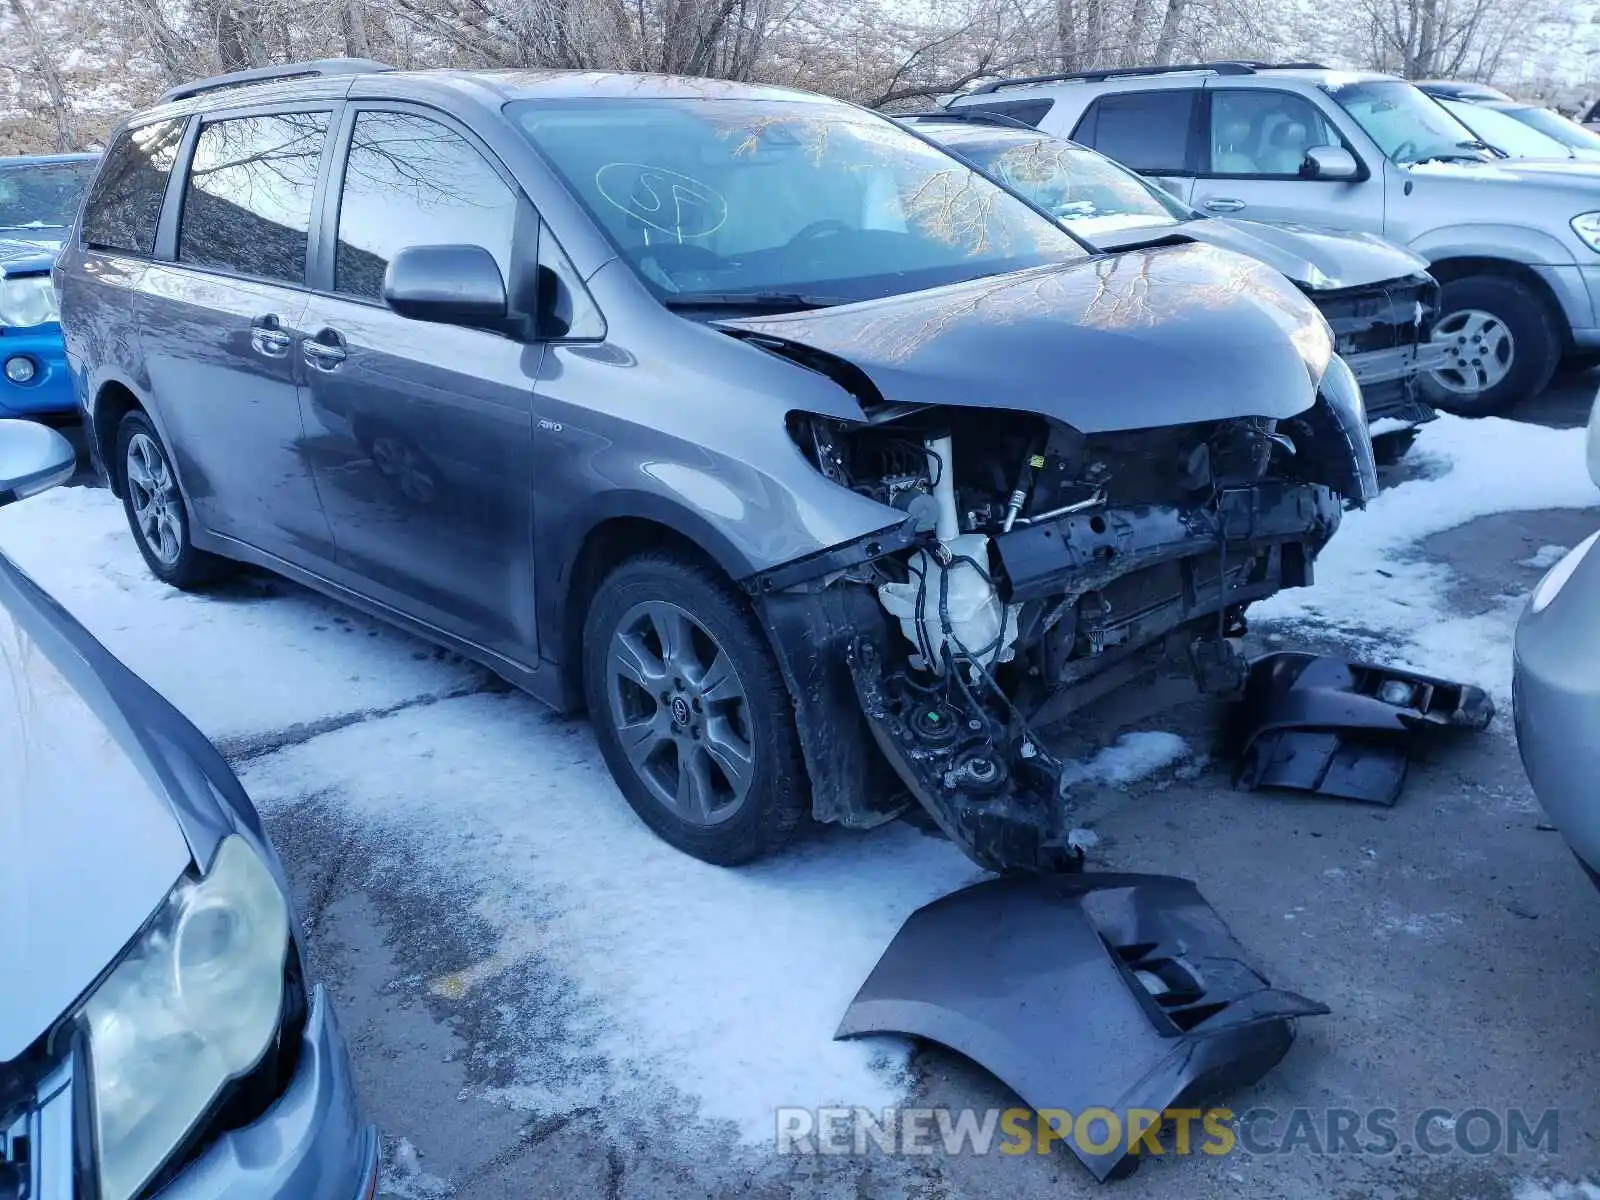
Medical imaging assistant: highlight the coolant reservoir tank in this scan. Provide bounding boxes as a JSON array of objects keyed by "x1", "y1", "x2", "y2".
[{"x1": 878, "y1": 533, "x2": 1019, "y2": 673}]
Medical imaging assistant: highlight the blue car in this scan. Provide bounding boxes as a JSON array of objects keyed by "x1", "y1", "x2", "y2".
[
  {"x1": 0, "y1": 153, "x2": 98, "y2": 421},
  {"x1": 0, "y1": 418, "x2": 378, "y2": 1199}
]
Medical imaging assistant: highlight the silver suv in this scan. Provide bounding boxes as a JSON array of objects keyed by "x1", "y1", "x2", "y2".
[{"x1": 949, "y1": 61, "x2": 1600, "y2": 414}]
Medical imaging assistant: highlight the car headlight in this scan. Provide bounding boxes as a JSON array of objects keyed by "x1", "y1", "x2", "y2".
[
  {"x1": 1290, "y1": 311, "x2": 1335, "y2": 381},
  {"x1": 1571, "y1": 212, "x2": 1600, "y2": 253},
  {"x1": 1531, "y1": 530, "x2": 1599, "y2": 614},
  {"x1": 0, "y1": 271, "x2": 59, "y2": 327},
  {"x1": 83, "y1": 836, "x2": 289, "y2": 1200}
]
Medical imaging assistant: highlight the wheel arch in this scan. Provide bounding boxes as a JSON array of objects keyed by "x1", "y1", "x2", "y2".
[
  {"x1": 1424, "y1": 255, "x2": 1573, "y2": 349},
  {"x1": 547, "y1": 497, "x2": 758, "y2": 708},
  {"x1": 87, "y1": 376, "x2": 148, "y2": 496}
]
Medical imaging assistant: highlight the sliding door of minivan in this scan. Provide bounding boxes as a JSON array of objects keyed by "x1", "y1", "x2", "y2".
[{"x1": 140, "y1": 108, "x2": 336, "y2": 567}]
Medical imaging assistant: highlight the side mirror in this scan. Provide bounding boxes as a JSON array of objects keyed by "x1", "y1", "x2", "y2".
[
  {"x1": 383, "y1": 245, "x2": 508, "y2": 330},
  {"x1": 1302, "y1": 146, "x2": 1360, "y2": 181},
  {"x1": 0, "y1": 419, "x2": 76, "y2": 506}
]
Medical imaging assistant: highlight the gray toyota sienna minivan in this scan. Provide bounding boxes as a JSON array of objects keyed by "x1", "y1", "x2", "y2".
[{"x1": 58, "y1": 60, "x2": 1375, "y2": 875}]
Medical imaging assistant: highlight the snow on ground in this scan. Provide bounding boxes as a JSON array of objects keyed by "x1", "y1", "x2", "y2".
[
  {"x1": 240, "y1": 693, "x2": 980, "y2": 1140},
  {"x1": 1516, "y1": 1180, "x2": 1600, "y2": 1200},
  {"x1": 0, "y1": 487, "x2": 484, "y2": 744},
  {"x1": 1523, "y1": 545, "x2": 1572, "y2": 570},
  {"x1": 4, "y1": 407, "x2": 1593, "y2": 1155},
  {"x1": 383, "y1": 1139, "x2": 453, "y2": 1200},
  {"x1": 1059, "y1": 730, "x2": 1190, "y2": 788},
  {"x1": 1253, "y1": 413, "x2": 1600, "y2": 698}
]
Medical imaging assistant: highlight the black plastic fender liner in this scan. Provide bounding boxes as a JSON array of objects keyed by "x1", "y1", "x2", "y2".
[
  {"x1": 1234, "y1": 653, "x2": 1495, "y2": 804},
  {"x1": 836, "y1": 873, "x2": 1329, "y2": 1182},
  {"x1": 844, "y1": 636, "x2": 1080, "y2": 874}
]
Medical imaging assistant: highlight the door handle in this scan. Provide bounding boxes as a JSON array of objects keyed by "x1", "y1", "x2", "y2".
[
  {"x1": 249, "y1": 315, "x2": 292, "y2": 358},
  {"x1": 1203, "y1": 198, "x2": 1247, "y2": 213},
  {"x1": 302, "y1": 329, "x2": 347, "y2": 370}
]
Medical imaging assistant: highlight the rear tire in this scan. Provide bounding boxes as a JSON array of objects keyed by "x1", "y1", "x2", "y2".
[
  {"x1": 116, "y1": 411, "x2": 230, "y2": 590},
  {"x1": 1422, "y1": 274, "x2": 1559, "y2": 416},
  {"x1": 582, "y1": 553, "x2": 808, "y2": 865}
]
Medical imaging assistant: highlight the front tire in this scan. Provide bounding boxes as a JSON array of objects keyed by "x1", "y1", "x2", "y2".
[
  {"x1": 1422, "y1": 275, "x2": 1559, "y2": 416},
  {"x1": 582, "y1": 553, "x2": 807, "y2": 865},
  {"x1": 116, "y1": 411, "x2": 229, "y2": 589}
]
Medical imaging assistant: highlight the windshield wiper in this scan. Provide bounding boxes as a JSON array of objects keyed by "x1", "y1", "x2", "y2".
[
  {"x1": 1404, "y1": 152, "x2": 1488, "y2": 166},
  {"x1": 662, "y1": 291, "x2": 849, "y2": 312}
]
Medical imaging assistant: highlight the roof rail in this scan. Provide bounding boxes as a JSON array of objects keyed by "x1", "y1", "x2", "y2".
[
  {"x1": 962, "y1": 59, "x2": 1329, "y2": 95},
  {"x1": 897, "y1": 109, "x2": 1040, "y2": 131},
  {"x1": 158, "y1": 58, "x2": 392, "y2": 105}
]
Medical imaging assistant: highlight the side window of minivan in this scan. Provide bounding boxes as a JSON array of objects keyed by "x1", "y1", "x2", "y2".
[
  {"x1": 333, "y1": 111, "x2": 518, "y2": 301},
  {"x1": 80, "y1": 118, "x2": 185, "y2": 255},
  {"x1": 1072, "y1": 90, "x2": 1198, "y2": 174},
  {"x1": 178, "y1": 112, "x2": 330, "y2": 286}
]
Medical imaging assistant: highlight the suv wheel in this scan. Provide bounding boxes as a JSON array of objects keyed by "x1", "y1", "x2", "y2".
[
  {"x1": 116, "y1": 411, "x2": 228, "y2": 589},
  {"x1": 582, "y1": 553, "x2": 807, "y2": 865},
  {"x1": 1423, "y1": 275, "x2": 1558, "y2": 416}
]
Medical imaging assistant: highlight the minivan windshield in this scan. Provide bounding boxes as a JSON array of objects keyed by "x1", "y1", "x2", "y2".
[
  {"x1": 946, "y1": 132, "x2": 1189, "y2": 237},
  {"x1": 1326, "y1": 79, "x2": 1493, "y2": 165},
  {"x1": 508, "y1": 98, "x2": 1087, "y2": 305}
]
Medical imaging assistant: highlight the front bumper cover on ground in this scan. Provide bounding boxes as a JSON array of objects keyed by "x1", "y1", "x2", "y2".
[
  {"x1": 836, "y1": 872, "x2": 1328, "y2": 1182},
  {"x1": 1235, "y1": 652, "x2": 1495, "y2": 804}
]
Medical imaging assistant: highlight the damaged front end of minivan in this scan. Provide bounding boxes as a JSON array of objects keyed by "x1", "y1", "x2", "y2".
[{"x1": 733, "y1": 245, "x2": 1379, "y2": 876}]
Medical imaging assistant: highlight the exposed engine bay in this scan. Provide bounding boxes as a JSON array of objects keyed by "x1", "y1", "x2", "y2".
[{"x1": 758, "y1": 375, "x2": 1375, "y2": 874}]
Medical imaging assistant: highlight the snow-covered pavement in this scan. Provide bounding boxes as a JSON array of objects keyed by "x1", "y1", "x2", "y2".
[{"x1": 4, "y1": 403, "x2": 1600, "y2": 1200}]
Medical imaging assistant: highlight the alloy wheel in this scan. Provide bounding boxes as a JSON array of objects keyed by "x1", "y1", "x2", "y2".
[
  {"x1": 604, "y1": 599, "x2": 756, "y2": 826},
  {"x1": 1429, "y1": 308, "x2": 1515, "y2": 396},
  {"x1": 125, "y1": 432, "x2": 183, "y2": 567}
]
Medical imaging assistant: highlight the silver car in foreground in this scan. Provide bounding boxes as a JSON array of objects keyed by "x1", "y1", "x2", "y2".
[
  {"x1": 0, "y1": 420, "x2": 377, "y2": 1198},
  {"x1": 1513, "y1": 397, "x2": 1600, "y2": 888}
]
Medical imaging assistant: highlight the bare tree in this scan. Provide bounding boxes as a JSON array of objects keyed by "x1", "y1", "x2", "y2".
[{"x1": 6, "y1": 0, "x2": 75, "y2": 150}]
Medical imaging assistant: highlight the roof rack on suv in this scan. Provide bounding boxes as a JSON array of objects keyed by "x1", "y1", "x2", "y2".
[
  {"x1": 961, "y1": 60, "x2": 1330, "y2": 95},
  {"x1": 896, "y1": 109, "x2": 1039, "y2": 131},
  {"x1": 158, "y1": 58, "x2": 393, "y2": 105}
]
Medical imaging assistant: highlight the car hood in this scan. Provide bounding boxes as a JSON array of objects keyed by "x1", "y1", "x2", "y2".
[
  {"x1": 1406, "y1": 156, "x2": 1600, "y2": 191},
  {"x1": 718, "y1": 242, "x2": 1328, "y2": 432},
  {"x1": 0, "y1": 236, "x2": 54, "y2": 275},
  {"x1": 1178, "y1": 218, "x2": 1428, "y2": 291},
  {"x1": 0, "y1": 226, "x2": 65, "y2": 256},
  {"x1": 0, "y1": 545, "x2": 272, "y2": 1062},
  {"x1": 0, "y1": 574, "x2": 190, "y2": 1060}
]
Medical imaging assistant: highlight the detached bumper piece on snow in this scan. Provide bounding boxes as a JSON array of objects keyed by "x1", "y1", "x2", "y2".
[
  {"x1": 837, "y1": 873, "x2": 1329, "y2": 1182},
  {"x1": 1234, "y1": 652, "x2": 1495, "y2": 805}
]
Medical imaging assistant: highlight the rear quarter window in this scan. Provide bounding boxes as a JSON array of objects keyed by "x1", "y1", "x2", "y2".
[
  {"x1": 1072, "y1": 90, "x2": 1197, "y2": 174},
  {"x1": 80, "y1": 119, "x2": 185, "y2": 255}
]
